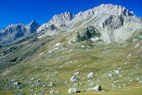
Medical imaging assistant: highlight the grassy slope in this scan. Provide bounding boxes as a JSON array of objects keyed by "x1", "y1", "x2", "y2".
[{"x1": 0, "y1": 32, "x2": 142, "y2": 95}]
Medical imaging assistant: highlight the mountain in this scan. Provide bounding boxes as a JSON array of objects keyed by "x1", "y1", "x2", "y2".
[
  {"x1": 37, "y1": 4, "x2": 142, "y2": 43},
  {"x1": 37, "y1": 12, "x2": 75, "y2": 37},
  {"x1": 0, "y1": 20, "x2": 40, "y2": 46},
  {"x1": 0, "y1": 4, "x2": 142, "y2": 95},
  {"x1": 1, "y1": 4, "x2": 142, "y2": 45}
]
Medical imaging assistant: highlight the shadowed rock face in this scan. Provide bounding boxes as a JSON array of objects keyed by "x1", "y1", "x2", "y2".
[
  {"x1": 27, "y1": 20, "x2": 40, "y2": 33},
  {"x1": 102, "y1": 15, "x2": 124, "y2": 29}
]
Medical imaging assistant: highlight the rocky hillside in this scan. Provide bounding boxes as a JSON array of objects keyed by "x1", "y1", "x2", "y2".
[{"x1": 0, "y1": 4, "x2": 142, "y2": 95}]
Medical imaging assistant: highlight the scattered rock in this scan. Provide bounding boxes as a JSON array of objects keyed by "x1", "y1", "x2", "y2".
[
  {"x1": 86, "y1": 84, "x2": 102, "y2": 91},
  {"x1": 73, "y1": 83, "x2": 82, "y2": 87},
  {"x1": 48, "y1": 82, "x2": 55, "y2": 87},
  {"x1": 128, "y1": 53, "x2": 131, "y2": 57},
  {"x1": 108, "y1": 73, "x2": 112, "y2": 77},
  {"x1": 54, "y1": 43, "x2": 62, "y2": 47},
  {"x1": 93, "y1": 84, "x2": 102, "y2": 91},
  {"x1": 136, "y1": 78, "x2": 140, "y2": 81},
  {"x1": 74, "y1": 72, "x2": 80, "y2": 76},
  {"x1": 81, "y1": 45, "x2": 85, "y2": 48},
  {"x1": 50, "y1": 89, "x2": 60, "y2": 95},
  {"x1": 30, "y1": 78, "x2": 35, "y2": 80},
  {"x1": 119, "y1": 75, "x2": 122, "y2": 77},
  {"x1": 87, "y1": 72, "x2": 94, "y2": 78},
  {"x1": 70, "y1": 76, "x2": 79, "y2": 82},
  {"x1": 10, "y1": 79, "x2": 16, "y2": 82},
  {"x1": 114, "y1": 70, "x2": 120, "y2": 74},
  {"x1": 64, "y1": 80, "x2": 69, "y2": 85},
  {"x1": 68, "y1": 88, "x2": 81, "y2": 93},
  {"x1": 50, "y1": 90, "x2": 55, "y2": 95},
  {"x1": 139, "y1": 81, "x2": 142, "y2": 84},
  {"x1": 13, "y1": 82, "x2": 21, "y2": 85},
  {"x1": 52, "y1": 71, "x2": 58, "y2": 76}
]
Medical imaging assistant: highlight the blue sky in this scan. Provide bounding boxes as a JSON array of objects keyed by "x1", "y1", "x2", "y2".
[{"x1": 0, "y1": 0, "x2": 142, "y2": 29}]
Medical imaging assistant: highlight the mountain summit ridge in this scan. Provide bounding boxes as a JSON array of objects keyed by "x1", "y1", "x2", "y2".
[
  {"x1": 1, "y1": 4, "x2": 142, "y2": 45},
  {"x1": 37, "y1": 4, "x2": 142, "y2": 43}
]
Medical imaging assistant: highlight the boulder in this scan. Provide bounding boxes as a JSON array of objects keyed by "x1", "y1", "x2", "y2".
[
  {"x1": 13, "y1": 82, "x2": 21, "y2": 85},
  {"x1": 68, "y1": 88, "x2": 81, "y2": 93},
  {"x1": 48, "y1": 82, "x2": 55, "y2": 87},
  {"x1": 50, "y1": 90, "x2": 55, "y2": 95},
  {"x1": 74, "y1": 72, "x2": 80, "y2": 76},
  {"x1": 139, "y1": 81, "x2": 142, "y2": 84},
  {"x1": 87, "y1": 72, "x2": 94, "y2": 78},
  {"x1": 86, "y1": 84, "x2": 102, "y2": 91},
  {"x1": 93, "y1": 84, "x2": 102, "y2": 91},
  {"x1": 70, "y1": 76, "x2": 79, "y2": 82}
]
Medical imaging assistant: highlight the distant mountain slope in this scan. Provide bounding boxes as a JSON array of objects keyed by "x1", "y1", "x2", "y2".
[{"x1": 0, "y1": 21, "x2": 40, "y2": 46}]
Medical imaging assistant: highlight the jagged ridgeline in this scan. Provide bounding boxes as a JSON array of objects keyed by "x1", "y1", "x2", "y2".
[
  {"x1": 1, "y1": 4, "x2": 142, "y2": 45},
  {"x1": 0, "y1": 4, "x2": 142, "y2": 95}
]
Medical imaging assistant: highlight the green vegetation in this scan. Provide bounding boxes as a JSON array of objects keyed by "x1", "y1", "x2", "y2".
[
  {"x1": 77, "y1": 26, "x2": 101, "y2": 42},
  {"x1": 0, "y1": 28, "x2": 142, "y2": 95}
]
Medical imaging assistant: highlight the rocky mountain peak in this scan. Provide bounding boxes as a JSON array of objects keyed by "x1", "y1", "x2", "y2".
[
  {"x1": 75, "y1": 4, "x2": 134, "y2": 19},
  {"x1": 49, "y1": 12, "x2": 75, "y2": 26},
  {"x1": 28, "y1": 20, "x2": 39, "y2": 27},
  {"x1": 96, "y1": 4, "x2": 134, "y2": 16},
  {"x1": 36, "y1": 4, "x2": 141, "y2": 39},
  {"x1": 27, "y1": 20, "x2": 40, "y2": 33},
  {"x1": 0, "y1": 21, "x2": 40, "y2": 45},
  {"x1": 36, "y1": 12, "x2": 75, "y2": 36}
]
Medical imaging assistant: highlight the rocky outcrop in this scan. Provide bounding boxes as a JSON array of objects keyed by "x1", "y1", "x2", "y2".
[
  {"x1": 102, "y1": 15, "x2": 124, "y2": 29},
  {"x1": 37, "y1": 12, "x2": 75, "y2": 37},
  {"x1": 68, "y1": 26, "x2": 101, "y2": 43},
  {"x1": 49, "y1": 12, "x2": 75, "y2": 27}
]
